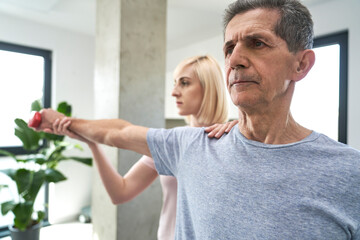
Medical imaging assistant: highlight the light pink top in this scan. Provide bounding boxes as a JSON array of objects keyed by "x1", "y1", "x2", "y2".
[{"x1": 140, "y1": 155, "x2": 177, "y2": 240}]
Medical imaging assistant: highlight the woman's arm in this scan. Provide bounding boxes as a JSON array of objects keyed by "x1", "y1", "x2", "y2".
[
  {"x1": 88, "y1": 144, "x2": 158, "y2": 204},
  {"x1": 52, "y1": 118, "x2": 158, "y2": 204}
]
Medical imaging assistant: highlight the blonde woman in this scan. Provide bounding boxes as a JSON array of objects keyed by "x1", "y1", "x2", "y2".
[{"x1": 52, "y1": 55, "x2": 236, "y2": 240}]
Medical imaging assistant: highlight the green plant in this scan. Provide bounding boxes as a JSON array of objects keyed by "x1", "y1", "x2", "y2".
[{"x1": 0, "y1": 100, "x2": 92, "y2": 231}]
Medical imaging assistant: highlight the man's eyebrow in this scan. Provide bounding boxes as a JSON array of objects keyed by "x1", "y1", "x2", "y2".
[
  {"x1": 223, "y1": 31, "x2": 272, "y2": 47},
  {"x1": 244, "y1": 32, "x2": 270, "y2": 40},
  {"x1": 223, "y1": 40, "x2": 234, "y2": 51}
]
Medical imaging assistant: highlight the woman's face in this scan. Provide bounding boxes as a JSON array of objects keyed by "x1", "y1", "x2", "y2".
[{"x1": 172, "y1": 64, "x2": 204, "y2": 116}]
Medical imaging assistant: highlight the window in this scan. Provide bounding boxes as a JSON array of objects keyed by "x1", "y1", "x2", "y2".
[
  {"x1": 0, "y1": 41, "x2": 51, "y2": 236},
  {"x1": 0, "y1": 41, "x2": 52, "y2": 153},
  {"x1": 291, "y1": 31, "x2": 348, "y2": 143}
]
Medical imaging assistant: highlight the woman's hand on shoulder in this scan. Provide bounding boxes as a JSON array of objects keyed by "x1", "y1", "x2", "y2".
[{"x1": 204, "y1": 120, "x2": 238, "y2": 138}]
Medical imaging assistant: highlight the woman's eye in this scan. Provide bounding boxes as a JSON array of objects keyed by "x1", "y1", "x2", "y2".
[{"x1": 181, "y1": 81, "x2": 189, "y2": 86}]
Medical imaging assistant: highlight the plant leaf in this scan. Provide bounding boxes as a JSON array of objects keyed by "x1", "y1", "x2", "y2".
[
  {"x1": 57, "y1": 102, "x2": 72, "y2": 117},
  {"x1": 14, "y1": 128, "x2": 32, "y2": 151},
  {"x1": 31, "y1": 100, "x2": 42, "y2": 112},
  {"x1": 1, "y1": 200, "x2": 16, "y2": 215},
  {"x1": 15, "y1": 169, "x2": 33, "y2": 197},
  {"x1": 41, "y1": 132, "x2": 64, "y2": 142},
  {"x1": 13, "y1": 202, "x2": 34, "y2": 231},
  {"x1": 34, "y1": 157, "x2": 47, "y2": 165},
  {"x1": 23, "y1": 170, "x2": 46, "y2": 202},
  {"x1": 46, "y1": 145, "x2": 66, "y2": 163},
  {"x1": 14, "y1": 119, "x2": 41, "y2": 151},
  {"x1": 37, "y1": 211, "x2": 45, "y2": 223},
  {"x1": 55, "y1": 141, "x2": 72, "y2": 148},
  {"x1": 73, "y1": 144, "x2": 84, "y2": 151},
  {"x1": 0, "y1": 149, "x2": 18, "y2": 161},
  {"x1": 56, "y1": 141, "x2": 84, "y2": 152},
  {"x1": 60, "y1": 156, "x2": 93, "y2": 166},
  {"x1": 45, "y1": 169, "x2": 67, "y2": 183}
]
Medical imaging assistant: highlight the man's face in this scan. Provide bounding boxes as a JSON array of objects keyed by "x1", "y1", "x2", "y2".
[{"x1": 223, "y1": 8, "x2": 298, "y2": 111}]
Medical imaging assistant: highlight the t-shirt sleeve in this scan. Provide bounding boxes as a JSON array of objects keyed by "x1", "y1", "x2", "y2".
[
  {"x1": 147, "y1": 128, "x2": 181, "y2": 176},
  {"x1": 147, "y1": 127, "x2": 204, "y2": 177}
]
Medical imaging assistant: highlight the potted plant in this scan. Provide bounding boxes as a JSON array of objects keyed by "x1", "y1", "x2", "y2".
[{"x1": 0, "y1": 100, "x2": 92, "y2": 240}]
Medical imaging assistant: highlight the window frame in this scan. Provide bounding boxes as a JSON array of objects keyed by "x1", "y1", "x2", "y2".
[{"x1": 313, "y1": 31, "x2": 348, "y2": 144}]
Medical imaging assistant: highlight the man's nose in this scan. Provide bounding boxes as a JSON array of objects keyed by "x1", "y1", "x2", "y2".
[{"x1": 228, "y1": 45, "x2": 250, "y2": 70}]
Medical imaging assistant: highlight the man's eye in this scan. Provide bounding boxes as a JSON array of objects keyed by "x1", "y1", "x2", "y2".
[
  {"x1": 254, "y1": 40, "x2": 265, "y2": 48},
  {"x1": 225, "y1": 47, "x2": 234, "y2": 56}
]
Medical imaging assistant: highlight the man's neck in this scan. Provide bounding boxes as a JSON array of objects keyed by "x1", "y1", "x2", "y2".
[{"x1": 237, "y1": 109, "x2": 311, "y2": 145}]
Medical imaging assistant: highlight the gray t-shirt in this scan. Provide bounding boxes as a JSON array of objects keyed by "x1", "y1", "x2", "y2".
[{"x1": 147, "y1": 126, "x2": 360, "y2": 240}]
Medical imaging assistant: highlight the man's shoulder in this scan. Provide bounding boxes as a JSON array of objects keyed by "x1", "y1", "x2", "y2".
[
  {"x1": 147, "y1": 126, "x2": 207, "y2": 141},
  {"x1": 316, "y1": 133, "x2": 360, "y2": 156},
  {"x1": 311, "y1": 134, "x2": 360, "y2": 178},
  {"x1": 150, "y1": 126, "x2": 205, "y2": 134}
]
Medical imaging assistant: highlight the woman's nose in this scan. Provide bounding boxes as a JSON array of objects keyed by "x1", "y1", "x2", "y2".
[{"x1": 172, "y1": 86, "x2": 180, "y2": 97}]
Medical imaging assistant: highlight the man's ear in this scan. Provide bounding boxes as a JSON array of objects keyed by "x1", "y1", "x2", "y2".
[{"x1": 292, "y1": 49, "x2": 315, "y2": 82}]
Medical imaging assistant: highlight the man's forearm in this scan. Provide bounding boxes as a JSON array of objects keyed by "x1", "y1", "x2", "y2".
[
  {"x1": 69, "y1": 118, "x2": 151, "y2": 156},
  {"x1": 69, "y1": 118, "x2": 130, "y2": 146},
  {"x1": 36, "y1": 109, "x2": 151, "y2": 156}
]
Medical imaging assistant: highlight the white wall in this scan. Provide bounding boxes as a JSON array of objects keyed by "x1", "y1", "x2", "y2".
[
  {"x1": 0, "y1": 12, "x2": 95, "y2": 223},
  {"x1": 309, "y1": 0, "x2": 360, "y2": 149},
  {"x1": 165, "y1": 0, "x2": 360, "y2": 150}
]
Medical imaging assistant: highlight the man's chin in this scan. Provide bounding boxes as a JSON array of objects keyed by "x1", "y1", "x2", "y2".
[{"x1": 231, "y1": 96, "x2": 258, "y2": 109}]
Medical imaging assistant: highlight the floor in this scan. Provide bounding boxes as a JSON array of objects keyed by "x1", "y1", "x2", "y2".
[{"x1": 1, "y1": 222, "x2": 92, "y2": 240}]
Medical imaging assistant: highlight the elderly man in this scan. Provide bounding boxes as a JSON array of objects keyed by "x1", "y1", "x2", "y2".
[{"x1": 36, "y1": 0, "x2": 360, "y2": 239}]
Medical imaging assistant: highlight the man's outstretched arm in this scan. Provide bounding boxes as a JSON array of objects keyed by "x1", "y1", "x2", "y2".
[{"x1": 35, "y1": 109, "x2": 151, "y2": 157}]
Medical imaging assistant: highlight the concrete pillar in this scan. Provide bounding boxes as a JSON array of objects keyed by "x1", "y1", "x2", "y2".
[{"x1": 92, "y1": 0, "x2": 166, "y2": 239}]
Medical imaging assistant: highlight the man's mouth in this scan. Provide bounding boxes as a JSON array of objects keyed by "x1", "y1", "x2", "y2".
[
  {"x1": 229, "y1": 80, "x2": 258, "y2": 88},
  {"x1": 229, "y1": 72, "x2": 260, "y2": 88}
]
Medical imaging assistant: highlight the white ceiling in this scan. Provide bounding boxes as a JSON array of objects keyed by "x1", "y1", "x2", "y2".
[{"x1": 0, "y1": 0, "x2": 336, "y2": 50}]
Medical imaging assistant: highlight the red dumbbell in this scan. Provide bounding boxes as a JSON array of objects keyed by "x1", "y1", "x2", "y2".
[{"x1": 28, "y1": 111, "x2": 42, "y2": 128}]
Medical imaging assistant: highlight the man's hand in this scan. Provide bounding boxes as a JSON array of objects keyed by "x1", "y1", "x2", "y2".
[
  {"x1": 205, "y1": 120, "x2": 239, "y2": 138},
  {"x1": 28, "y1": 111, "x2": 42, "y2": 128},
  {"x1": 31, "y1": 109, "x2": 66, "y2": 133}
]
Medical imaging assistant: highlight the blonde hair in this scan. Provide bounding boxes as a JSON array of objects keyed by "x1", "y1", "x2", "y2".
[{"x1": 173, "y1": 55, "x2": 228, "y2": 126}]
